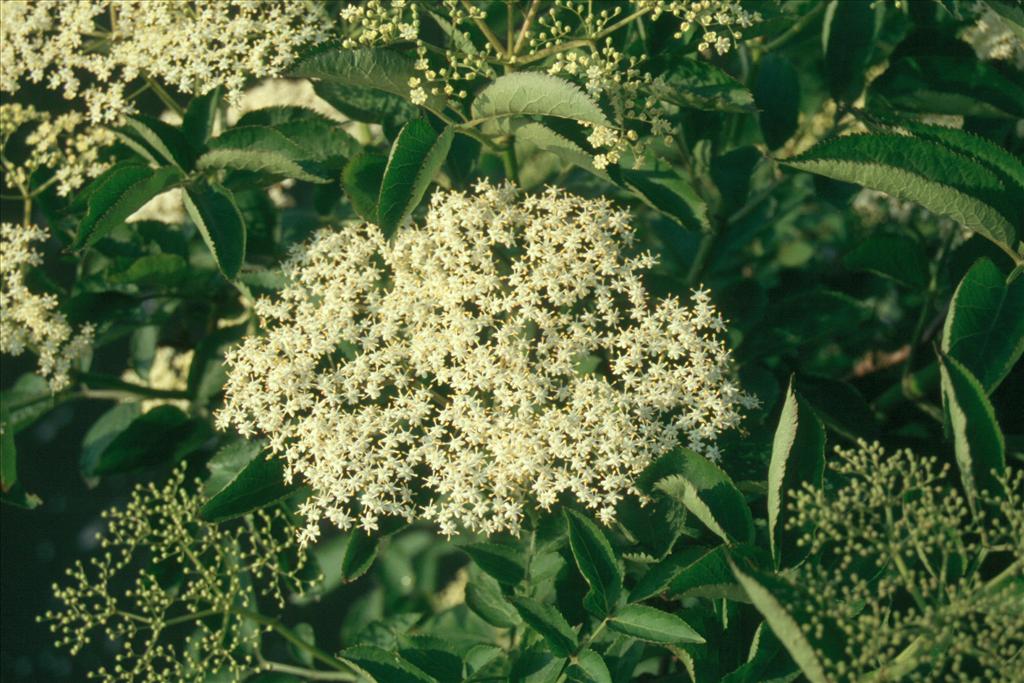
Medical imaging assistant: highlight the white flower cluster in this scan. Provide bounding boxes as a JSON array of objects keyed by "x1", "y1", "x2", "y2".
[
  {"x1": 0, "y1": 103, "x2": 115, "y2": 196},
  {"x1": 338, "y1": 0, "x2": 420, "y2": 49},
  {"x1": 641, "y1": 0, "x2": 762, "y2": 55},
  {"x1": 217, "y1": 181, "x2": 755, "y2": 543},
  {"x1": 1, "y1": 223, "x2": 94, "y2": 391},
  {"x1": 0, "y1": 0, "x2": 330, "y2": 124}
]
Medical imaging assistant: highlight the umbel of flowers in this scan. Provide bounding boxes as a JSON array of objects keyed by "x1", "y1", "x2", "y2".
[
  {"x1": 1, "y1": 222, "x2": 94, "y2": 391},
  {"x1": 217, "y1": 182, "x2": 756, "y2": 544}
]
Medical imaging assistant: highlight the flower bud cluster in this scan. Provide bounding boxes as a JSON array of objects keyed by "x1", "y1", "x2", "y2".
[
  {"x1": 785, "y1": 440, "x2": 1024, "y2": 681},
  {"x1": 640, "y1": 0, "x2": 761, "y2": 55},
  {"x1": 40, "y1": 467, "x2": 316, "y2": 682},
  {"x1": 217, "y1": 181, "x2": 755, "y2": 543},
  {"x1": 1, "y1": 103, "x2": 115, "y2": 196}
]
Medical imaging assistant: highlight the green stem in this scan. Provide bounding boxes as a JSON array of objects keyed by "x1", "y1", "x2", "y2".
[
  {"x1": 685, "y1": 231, "x2": 716, "y2": 288},
  {"x1": 760, "y1": 2, "x2": 826, "y2": 53},
  {"x1": 75, "y1": 371, "x2": 191, "y2": 400},
  {"x1": 258, "y1": 660, "x2": 356, "y2": 681},
  {"x1": 513, "y1": 0, "x2": 542, "y2": 55},
  {"x1": 145, "y1": 77, "x2": 184, "y2": 116},
  {"x1": 516, "y1": 8, "x2": 650, "y2": 66},
  {"x1": 462, "y1": 0, "x2": 508, "y2": 57},
  {"x1": 501, "y1": 141, "x2": 519, "y2": 184},
  {"x1": 237, "y1": 609, "x2": 352, "y2": 673}
]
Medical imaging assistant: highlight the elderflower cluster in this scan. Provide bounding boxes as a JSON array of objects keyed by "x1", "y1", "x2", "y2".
[
  {"x1": 0, "y1": 103, "x2": 115, "y2": 196},
  {"x1": 40, "y1": 467, "x2": 317, "y2": 682},
  {"x1": 217, "y1": 181, "x2": 755, "y2": 543},
  {"x1": 0, "y1": 0, "x2": 331, "y2": 124},
  {"x1": 640, "y1": 0, "x2": 761, "y2": 55},
  {"x1": 120, "y1": 346, "x2": 193, "y2": 414},
  {"x1": 784, "y1": 441, "x2": 1024, "y2": 681},
  {"x1": 339, "y1": 0, "x2": 420, "y2": 48},
  {"x1": 1, "y1": 223, "x2": 94, "y2": 391}
]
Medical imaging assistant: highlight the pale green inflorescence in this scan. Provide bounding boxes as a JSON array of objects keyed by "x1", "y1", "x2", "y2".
[
  {"x1": 787, "y1": 440, "x2": 1024, "y2": 682},
  {"x1": 40, "y1": 467, "x2": 317, "y2": 682},
  {"x1": 216, "y1": 181, "x2": 756, "y2": 544}
]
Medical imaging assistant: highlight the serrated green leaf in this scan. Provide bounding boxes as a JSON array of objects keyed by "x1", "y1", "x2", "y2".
[
  {"x1": 378, "y1": 120, "x2": 453, "y2": 237},
  {"x1": 202, "y1": 439, "x2": 263, "y2": 496},
  {"x1": 565, "y1": 508, "x2": 623, "y2": 618},
  {"x1": 509, "y1": 596, "x2": 578, "y2": 657},
  {"x1": 754, "y1": 55, "x2": 799, "y2": 150},
  {"x1": 938, "y1": 353, "x2": 1007, "y2": 512},
  {"x1": 872, "y1": 55, "x2": 1024, "y2": 119},
  {"x1": 399, "y1": 640, "x2": 464, "y2": 683},
  {"x1": 566, "y1": 649, "x2": 612, "y2": 683},
  {"x1": 621, "y1": 168, "x2": 710, "y2": 232},
  {"x1": 615, "y1": 494, "x2": 687, "y2": 560},
  {"x1": 890, "y1": 122, "x2": 1024, "y2": 194},
  {"x1": 461, "y1": 542, "x2": 526, "y2": 586},
  {"x1": 183, "y1": 182, "x2": 246, "y2": 279},
  {"x1": 200, "y1": 442, "x2": 297, "y2": 522},
  {"x1": 341, "y1": 529, "x2": 380, "y2": 582},
  {"x1": 291, "y1": 46, "x2": 446, "y2": 111},
  {"x1": 512, "y1": 648, "x2": 564, "y2": 683},
  {"x1": 199, "y1": 126, "x2": 331, "y2": 183},
  {"x1": 942, "y1": 258, "x2": 1024, "y2": 393},
  {"x1": 608, "y1": 604, "x2": 705, "y2": 645},
  {"x1": 767, "y1": 379, "x2": 825, "y2": 568},
  {"x1": 93, "y1": 406, "x2": 209, "y2": 475},
  {"x1": 464, "y1": 569, "x2": 521, "y2": 629},
  {"x1": 843, "y1": 234, "x2": 930, "y2": 290},
  {"x1": 652, "y1": 449, "x2": 754, "y2": 545},
  {"x1": 784, "y1": 135, "x2": 1020, "y2": 256},
  {"x1": 339, "y1": 645, "x2": 436, "y2": 683},
  {"x1": 628, "y1": 547, "x2": 707, "y2": 603},
  {"x1": 314, "y1": 80, "x2": 418, "y2": 128},
  {"x1": 235, "y1": 107, "x2": 361, "y2": 169},
  {"x1": 513, "y1": 122, "x2": 607, "y2": 180},
  {"x1": 342, "y1": 152, "x2": 387, "y2": 222},
  {"x1": 470, "y1": 72, "x2": 610, "y2": 127},
  {"x1": 122, "y1": 115, "x2": 194, "y2": 171},
  {"x1": 729, "y1": 561, "x2": 831, "y2": 683},
  {"x1": 667, "y1": 544, "x2": 764, "y2": 602},
  {"x1": 73, "y1": 164, "x2": 183, "y2": 249}
]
